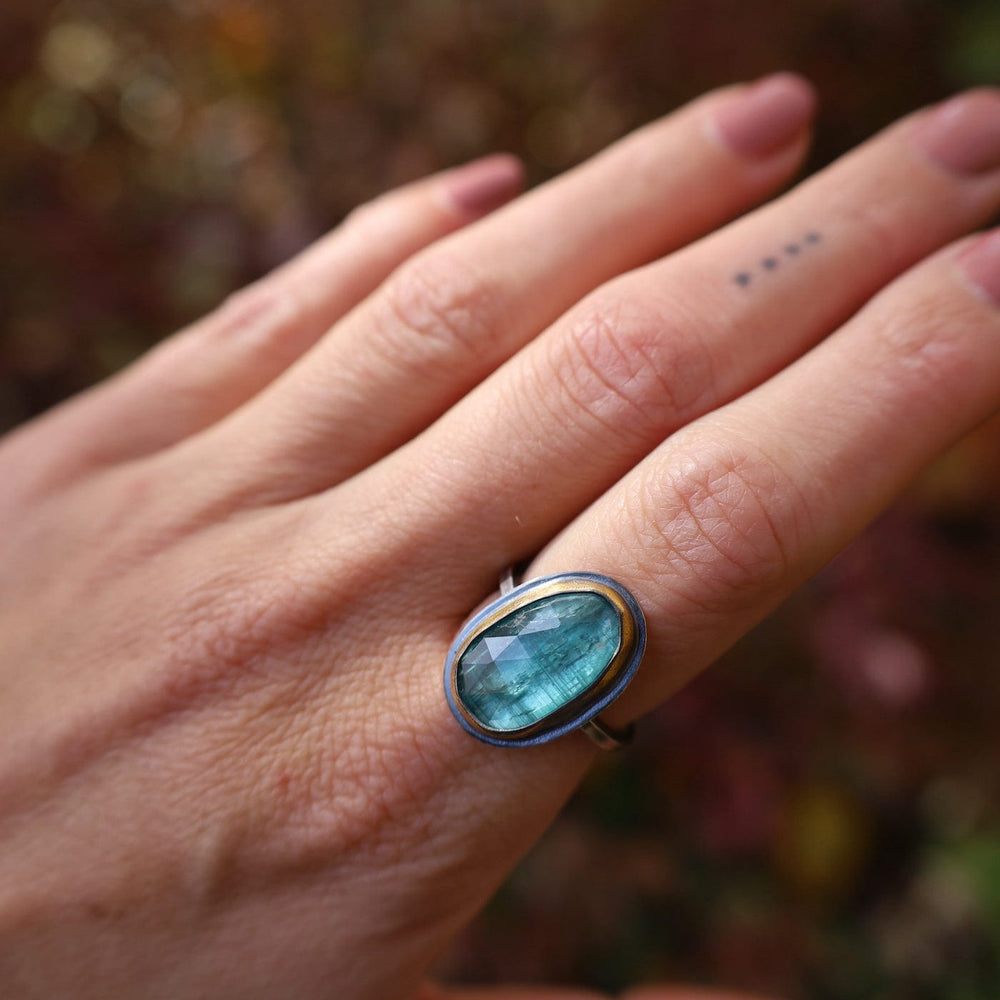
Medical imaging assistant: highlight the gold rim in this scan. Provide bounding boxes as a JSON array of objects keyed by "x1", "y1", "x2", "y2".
[{"x1": 448, "y1": 576, "x2": 640, "y2": 742}]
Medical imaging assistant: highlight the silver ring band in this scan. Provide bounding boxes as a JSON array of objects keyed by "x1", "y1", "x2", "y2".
[{"x1": 580, "y1": 718, "x2": 635, "y2": 751}]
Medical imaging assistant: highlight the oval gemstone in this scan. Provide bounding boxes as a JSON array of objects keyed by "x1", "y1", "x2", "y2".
[{"x1": 456, "y1": 591, "x2": 622, "y2": 732}]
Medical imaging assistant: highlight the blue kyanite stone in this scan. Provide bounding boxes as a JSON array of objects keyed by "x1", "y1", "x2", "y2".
[{"x1": 456, "y1": 592, "x2": 622, "y2": 732}]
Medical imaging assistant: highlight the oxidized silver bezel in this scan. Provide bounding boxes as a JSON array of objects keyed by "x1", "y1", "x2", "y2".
[{"x1": 444, "y1": 572, "x2": 646, "y2": 748}]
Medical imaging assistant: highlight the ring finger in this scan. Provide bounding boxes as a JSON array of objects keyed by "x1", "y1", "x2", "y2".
[{"x1": 527, "y1": 226, "x2": 1000, "y2": 727}]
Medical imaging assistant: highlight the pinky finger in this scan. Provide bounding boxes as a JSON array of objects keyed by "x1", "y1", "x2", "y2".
[{"x1": 2, "y1": 155, "x2": 524, "y2": 495}]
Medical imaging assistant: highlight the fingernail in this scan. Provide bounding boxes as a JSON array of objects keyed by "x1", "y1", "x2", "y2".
[
  {"x1": 712, "y1": 72, "x2": 817, "y2": 158},
  {"x1": 439, "y1": 154, "x2": 525, "y2": 215},
  {"x1": 959, "y1": 229, "x2": 1000, "y2": 305},
  {"x1": 911, "y1": 89, "x2": 1000, "y2": 175}
]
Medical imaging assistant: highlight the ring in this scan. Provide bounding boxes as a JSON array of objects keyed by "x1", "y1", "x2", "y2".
[{"x1": 444, "y1": 568, "x2": 646, "y2": 749}]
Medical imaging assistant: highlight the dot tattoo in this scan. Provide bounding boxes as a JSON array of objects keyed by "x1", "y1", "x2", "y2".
[{"x1": 732, "y1": 230, "x2": 824, "y2": 289}]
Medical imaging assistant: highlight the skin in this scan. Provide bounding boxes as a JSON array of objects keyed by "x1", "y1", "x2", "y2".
[{"x1": 1, "y1": 77, "x2": 999, "y2": 999}]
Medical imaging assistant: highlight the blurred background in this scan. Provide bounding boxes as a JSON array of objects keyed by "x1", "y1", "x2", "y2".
[{"x1": 2, "y1": 0, "x2": 999, "y2": 996}]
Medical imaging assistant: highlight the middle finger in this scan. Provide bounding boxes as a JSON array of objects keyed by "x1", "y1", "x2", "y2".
[{"x1": 354, "y1": 89, "x2": 1000, "y2": 605}]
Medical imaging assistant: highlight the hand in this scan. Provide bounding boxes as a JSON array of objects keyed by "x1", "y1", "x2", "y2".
[{"x1": 1, "y1": 74, "x2": 999, "y2": 1000}]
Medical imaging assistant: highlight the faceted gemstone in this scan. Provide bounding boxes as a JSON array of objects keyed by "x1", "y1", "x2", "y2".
[{"x1": 456, "y1": 592, "x2": 621, "y2": 732}]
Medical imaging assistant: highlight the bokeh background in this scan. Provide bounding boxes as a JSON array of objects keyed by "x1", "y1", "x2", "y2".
[{"x1": 2, "y1": 1, "x2": 1000, "y2": 997}]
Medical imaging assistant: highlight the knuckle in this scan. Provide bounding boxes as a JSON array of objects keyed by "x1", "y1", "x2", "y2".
[
  {"x1": 558, "y1": 292, "x2": 716, "y2": 440},
  {"x1": 870, "y1": 294, "x2": 972, "y2": 389},
  {"x1": 375, "y1": 249, "x2": 501, "y2": 369},
  {"x1": 838, "y1": 194, "x2": 907, "y2": 273},
  {"x1": 160, "y1": 511, "x2": 409, "y2": 700},
  {"x1": 197, "y1": 280, "x2": 301, "y2": 367},
  {"x1": 213, "y1": 280, "x2": 280, "y2": 333},
  {"x1": 634, "y1": 436, "x2": 803, "y2": 609},
  {"x1": 162, "y1": 566, "x2": 311, "y2": 690}
]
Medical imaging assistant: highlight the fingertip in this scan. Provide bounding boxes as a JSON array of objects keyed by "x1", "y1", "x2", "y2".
[
  {"x1": 957, "y1": 226, "x2": 1000, "y2": 307},
  {"x1": 910, "y1": 88, "x2": 1000, "y2": 176},
  {"x1": 437, "y1": 153, "x2": 527, "y2": 216},
  {"x1": 710, "y1": 71, "x2": 818, "y2": 160}
]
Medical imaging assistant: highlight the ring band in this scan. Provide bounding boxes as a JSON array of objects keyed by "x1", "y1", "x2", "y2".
[
  {"x1": 580, "y1": 718, "x2": 635, "y2": 751},
  {"x1": 444, "y1": 569, "x2": 646, "y2": 749}
]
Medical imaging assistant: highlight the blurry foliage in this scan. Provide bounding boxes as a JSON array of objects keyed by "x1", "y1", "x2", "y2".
[{"x1": 1, "y1": 1, "x2": 999, "y2": 997}]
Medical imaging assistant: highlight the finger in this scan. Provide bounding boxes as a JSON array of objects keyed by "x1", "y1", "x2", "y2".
[
  {"x1": 0, "y1": 156, "x2": 523, "y2": 496},
  {"x1": 194, "y1": 74, "x2": 816, "y2": 503},
  {"x1": 359, "y1": 88, "x2": 1000, "y2": 606},
  {"x1": 528, "y1": 226, "x2": 1000, "y2": 726}
]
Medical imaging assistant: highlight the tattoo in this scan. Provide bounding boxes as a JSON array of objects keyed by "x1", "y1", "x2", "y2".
[{"x1": 732, "y1": 230, "x2": 824, "y2": 288}]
